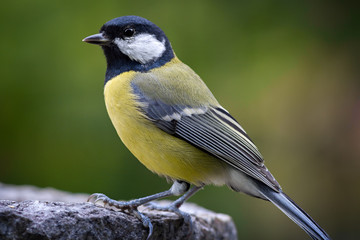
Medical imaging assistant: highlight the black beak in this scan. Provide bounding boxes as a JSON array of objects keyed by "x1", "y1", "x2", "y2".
[{"x1": 83, "y1": 33, "x2": 110, "y2": 45}]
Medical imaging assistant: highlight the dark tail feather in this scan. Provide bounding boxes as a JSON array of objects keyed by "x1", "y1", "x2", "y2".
[{"x1": 256, "y1": 183, "x2": 330, "y2": 240}]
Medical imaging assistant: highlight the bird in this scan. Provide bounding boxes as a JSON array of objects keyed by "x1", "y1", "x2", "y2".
[{"x1": 83, "y1": 15, "x2": 330, "y2": 240}]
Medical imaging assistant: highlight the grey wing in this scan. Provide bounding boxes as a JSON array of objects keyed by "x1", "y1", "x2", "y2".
[{"x1": 132, "y1": 84, "x2": 281, "y2": 191}]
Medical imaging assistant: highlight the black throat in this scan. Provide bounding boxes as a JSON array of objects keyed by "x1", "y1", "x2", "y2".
[{"x1": 102, "y1": 43, "x2": 174, "y2": 85}]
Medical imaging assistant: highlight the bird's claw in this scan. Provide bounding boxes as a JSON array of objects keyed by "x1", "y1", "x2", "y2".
[
  {"x1": 88, "y1": 193, "x2": 153, "y2": 239},
  {"x1": 88, "y1": 193, "x2": 110, "y2": 206},
  {"x1": 133, "y1": 209, "x2": 153, "y2": 240},
  {"x1": 88, "y1": 193, "x2": 137, "y2": 210},
  {"x1": 145, "y1": 202, "x2": 194, "y2": 239}
]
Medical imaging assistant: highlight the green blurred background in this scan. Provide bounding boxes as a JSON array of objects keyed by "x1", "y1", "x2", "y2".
[{"x1": 1, "y1": 0, "x2": 359, "y2": 239}]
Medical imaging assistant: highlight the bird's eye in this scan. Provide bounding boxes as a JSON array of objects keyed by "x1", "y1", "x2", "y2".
[{"x1": 123, "y1": 28, "x2": 135, "y2": 37}]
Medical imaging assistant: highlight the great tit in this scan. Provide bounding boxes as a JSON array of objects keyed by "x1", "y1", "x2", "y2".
[{"x1": 83, "y1": 15, "x2": 330, "y2": 240}]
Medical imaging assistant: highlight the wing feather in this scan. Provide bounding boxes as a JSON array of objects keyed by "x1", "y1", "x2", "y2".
[{"x1": 132, "y1": 83, "x2": 281, "y2": 191}]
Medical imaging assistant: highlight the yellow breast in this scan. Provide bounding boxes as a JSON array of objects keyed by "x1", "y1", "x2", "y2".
[{"x1": 103, "y1": 70, "x2": 225, "y2": 186}]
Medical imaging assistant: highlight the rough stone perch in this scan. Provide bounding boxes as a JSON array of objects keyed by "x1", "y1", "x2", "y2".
[{"x1": 0, "y1": 183, "x2": 237, "y2": 240}]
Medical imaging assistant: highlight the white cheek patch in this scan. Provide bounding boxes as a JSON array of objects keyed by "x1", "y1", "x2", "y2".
[{"x1": 114, "y1": 34, "x2": 166, "y2": 64}]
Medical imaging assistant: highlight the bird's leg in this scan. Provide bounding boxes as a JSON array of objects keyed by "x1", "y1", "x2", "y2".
[
  {"x1": 87, "y1": 180, "x2": 190, "y2": 239},
  {"x1": 88, "y1": 180, "x2": 190, "y2": 210},
  {"x1": 145, "y1": 185, "x2": 204, "y2": 238}
]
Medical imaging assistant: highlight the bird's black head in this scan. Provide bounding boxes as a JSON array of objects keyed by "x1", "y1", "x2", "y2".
[{"x1": 83, "y1": 16, "x2": 175, "y2": 83}]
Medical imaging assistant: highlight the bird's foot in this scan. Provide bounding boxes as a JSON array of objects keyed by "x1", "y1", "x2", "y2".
[
  {"x1": 88, "y1": 193, "x2": 139, "y2": 210},
  {"x1": 88, "y1": 193, "x2": 153, "y2": 240},
  {"x1": 145, "y1": 201, "x2": 194, "y2": 239}
]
